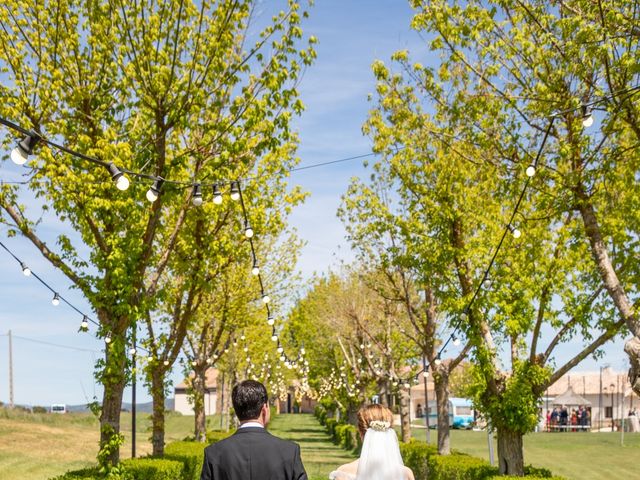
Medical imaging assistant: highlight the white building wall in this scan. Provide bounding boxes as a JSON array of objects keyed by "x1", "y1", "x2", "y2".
[{"x1": 174, "y1": 391, "x2": 217, "y2": 416}]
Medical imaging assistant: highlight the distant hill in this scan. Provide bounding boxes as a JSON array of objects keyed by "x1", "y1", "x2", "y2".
[{"x1": 66, "y1": 398, "x2": 174, "y2": 413}]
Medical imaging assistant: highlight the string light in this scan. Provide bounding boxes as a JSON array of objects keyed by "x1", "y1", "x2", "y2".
[
  {"x1": 212, "y1": 184, "x2": 223, "y2": 205},
  {"x1": 146, "y1": 177, "x2": 164, "y2": 202},
  {"x1": 525, "y1": 164, "x2": 536, "y2": 177},
  {"x1": 129, "y1": 347, "x2": 137, "y2": 355},
  {"x1": 581, "y1": 104, "x2": 594, "y2": 128},
  {"x1": 105, "y1": 334, "x2": 112, "y2": 344},
  {"x1": 230, "y1": 181, "x2": 240, "y2": 201},
  {"x1": 192, "y1": 183, "x2": 203, "y2": 206},
  {"x1": 107, "y1": 163, "x2": 130, "y2": 191},
  {"x1": 508, "y1": 224, "x2": 522, "y2": 239},
  {"x1": 163, "y1": 360, "x2": 170, "y2": 366},
  {"x1": 51, "y1": 293, "x2": 60, "y2": 306},
  {"x1": 262, "y1": 294, "x2": 271, "y2": 304},
  {"x1": 267, "y1": 315, "x2": 275, "y2": 326},
  {"x1": 251, "y1": 261, "x2": 260, "y2": 276},
  {"x1": 80, "y1": 316, "x2": 89, "y2": 330},
  {"x1": 244, "y1": 221, "x2": 254, "y2": 238},
  {"x1": 11, "y1": 132, "x2": 40, "y2": 165},
  {"x1": 452, "y1": 335, "x2": 461, "y2": 347},
  {"x1": 19, "y1": 262, "x2": 31, "y2": 276},
  {"x1": 434, "y1": 354, "x2": 442, "y2": 366}
]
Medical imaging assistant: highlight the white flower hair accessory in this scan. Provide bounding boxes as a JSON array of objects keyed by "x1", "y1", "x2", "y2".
[{"x1": 369, "y1": 420, "x2": 390, "y2": 431}]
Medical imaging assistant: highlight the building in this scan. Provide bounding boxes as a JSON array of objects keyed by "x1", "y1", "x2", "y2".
[
  {"x1": 407, "y1": 366, "x2": 640, "y2": 431},
  {"x1": 544, "y1": 366, "x2": 639, "y2": 430},
  {"x1": 174, "y1": 368, "x2": 220, "y2": 416}
]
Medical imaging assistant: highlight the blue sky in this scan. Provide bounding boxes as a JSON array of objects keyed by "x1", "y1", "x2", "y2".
[{"x1": 0, "y1": 0, "x2": 630, "y2": 407}]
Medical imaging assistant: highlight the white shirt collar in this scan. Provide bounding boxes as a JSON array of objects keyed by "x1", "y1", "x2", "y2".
[{"x1": 239, "y1": 421, "x2": 264, "y2": 429}]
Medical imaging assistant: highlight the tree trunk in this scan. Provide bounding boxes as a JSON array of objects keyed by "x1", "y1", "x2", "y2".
[
  {"x1": 434, "y1": 369, "x2": 451, "y2": 455},
  {"x1": 577, "y1": 197, "x2": 640, "y2": 395},
  {"x1": 150, "y1": 368, "x2": 166, "y2": 456},
  {"x1": 399, "y1": 386, "x2": 411, "y2": 442},
  {"x1": 192, "y1": 367, "x2": 207, "y2": 442},
  {"x1": 98, "y1": 335, "x2": 127, "y2": 467},
  {"x1": 496, "y1": 426, "x2": 524, "y2": 476}
]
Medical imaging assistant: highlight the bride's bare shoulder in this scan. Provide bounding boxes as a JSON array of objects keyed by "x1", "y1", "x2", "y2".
[
  {"x1": 404, "y1": 465, "x2": 415, "y2": 480},
  {"x1": 336, "y1": 459, "x2": 359, "y2": 473}
]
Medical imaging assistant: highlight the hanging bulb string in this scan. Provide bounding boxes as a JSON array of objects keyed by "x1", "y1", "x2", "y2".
[
  {"x1": 0, "y1": 238, "x2": 152, "y2": 353},
  {"x1": 2, "y1": 84, "x2": 636, "y2": 194}
]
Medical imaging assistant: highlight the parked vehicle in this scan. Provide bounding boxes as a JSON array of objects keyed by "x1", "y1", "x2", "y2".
[
  {"x1": 424, "y1": 397, "x2": 474, "y2": 429},
  {"x1": 50, "y1": 404, "x2": 66, "y2": 414}
]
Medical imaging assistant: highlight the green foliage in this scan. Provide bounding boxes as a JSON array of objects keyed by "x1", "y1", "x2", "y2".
[
  {"x1": 427, "y1": 454, "x2": 499, "y2": 480},
  {"x1": 163, "y1": 441, "x2": 207, "y2": 480},
  {"x1": 120, "y1": 458, "x2": 184, "y2": 480},
  {"x1": 97, "y1": 425, "x2": 125, "y2": 473},
  {"x1": 49, "y1": 468, "x2": 102, "y2": 480},
  {"x1": 334, "y1": 423, "x2": 360, "y2": 452},
  {"x1": 205, "y1": 430, "x2": 233, "y2": 444},
  {"x1": 399, "y1": 439, "x2": 438, "y2": 480},
  {"x1": 32, "y1": 406, "x2": 47, "y2": 414}
]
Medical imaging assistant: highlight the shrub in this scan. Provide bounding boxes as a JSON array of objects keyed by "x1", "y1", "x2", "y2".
[
  {"x1": 205, "y1": 429, "x2": 233, "y2": 444},
  {"x1": 325, "y1": 418, "x2": 338, "y2": 438},
  {"x1": 49, "y1": 468, "x2": 102, "y2": 479},
  {"x1": 486, "y1": 477, "x2": 566, "y2": 480},
  {"x1": 523, "y1": 465, "x2": 555, "y2": 478},
  {"x1": 120, "y1": 458, "x2": 183, "y2": 480},
  {"x1": 399, "y1": 439, "x2": 438, "y2": 480},
  {"x1": 334, "y1": 423, "x2": 359, "y2": 451},
  {"x1": 428, "y1": 454, "x2": 499, "y2": 480},
  {"x1": 164, "y1": 441, "x2": 207, "y2": 480},
  {"x1": 33, "y1": 405, "x2": 48, "y2": 414}
]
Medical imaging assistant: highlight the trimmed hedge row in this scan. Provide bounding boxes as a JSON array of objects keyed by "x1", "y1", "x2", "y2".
[
  {"x1": 314, "y1": 405, "x2": 565, "y2": 480},
  {"x1": 49, "y1": 431, "x2": 234, "y2": 480}
]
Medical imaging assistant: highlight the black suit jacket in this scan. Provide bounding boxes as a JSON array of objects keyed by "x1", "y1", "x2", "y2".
[{"x1": 200, "y1": 426, "x2": 307, "y2": 480}]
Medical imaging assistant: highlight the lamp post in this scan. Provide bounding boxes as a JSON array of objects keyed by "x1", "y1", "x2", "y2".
[{"x1": 610, "y1": 383, "x2": 615, "y2": 432}]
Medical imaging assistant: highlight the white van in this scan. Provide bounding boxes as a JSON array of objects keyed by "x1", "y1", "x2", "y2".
[{"x1": 50, "y1": 404, "x2": 66, "y2": 414}]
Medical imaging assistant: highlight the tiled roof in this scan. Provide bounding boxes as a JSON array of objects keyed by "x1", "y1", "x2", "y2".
[{"x1": 176, "y1": 367, "x2": 218, "y2": 390}]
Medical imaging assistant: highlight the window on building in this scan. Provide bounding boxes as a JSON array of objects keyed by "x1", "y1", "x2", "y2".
[{"x1": 605, "y1": 406, "x2": 613, "y2": 418}]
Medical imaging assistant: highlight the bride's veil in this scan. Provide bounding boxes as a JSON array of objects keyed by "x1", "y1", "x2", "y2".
[{"x1": 355, "y1": 427, "x2": 405, "y2": 480}]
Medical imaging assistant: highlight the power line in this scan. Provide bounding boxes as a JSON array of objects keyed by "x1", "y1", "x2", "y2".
[{"x1": 0, "y1": 333, "x2": 99, "y2": 353}]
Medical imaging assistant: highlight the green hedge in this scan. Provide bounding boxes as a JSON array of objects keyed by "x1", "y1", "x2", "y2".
[
  {"x1": 428, "y1": 454, "x2": 499, "y2": 480},
  {"x1": 205, "y1": 429, "x2": 233, "y2": 444},
  {"x1": 486, "y1": 477, "x2": 566, "y2": 480},
  {"x1": 164, "y1": 441, "x2": 207, "y2": 480},
  {"x1": 334, "y1": 423, "x2": 360, "y2": 452},
  {"x1": 399, "y1": 439, "x2": 438, "y2": 480},
  {"x1": 49, "y1": 468, "x2": 102, "y2": 479},
  {"x1": 120, "y1": 458, "x2": 183, "y2": 480}
]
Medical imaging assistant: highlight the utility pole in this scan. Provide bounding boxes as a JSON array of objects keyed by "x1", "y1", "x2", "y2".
[
  {"x1": 8, "y1": 330, "x2": 14, "y2": 408},
  {"x1": 422, "y1": 356, "x2": 431, "y2": 444},
  {"x1": 131, "y1": 326, "x2": 136, "y2": 458}
]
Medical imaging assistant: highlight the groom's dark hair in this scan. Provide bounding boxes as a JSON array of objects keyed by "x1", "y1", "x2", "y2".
[{"x1": 232, "y1": 380, "x2": 269, "y2": 421}]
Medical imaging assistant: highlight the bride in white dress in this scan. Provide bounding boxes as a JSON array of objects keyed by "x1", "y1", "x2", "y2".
[{"x1": 329, "y1": 404, "x2": 415, "y2": 480}]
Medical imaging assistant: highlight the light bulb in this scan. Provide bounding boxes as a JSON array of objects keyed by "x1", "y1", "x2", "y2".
[
  {"x1": 80, "y1": 317, "x2": 89, "y2": 330},
  {"x1": 21, "y1": 263, "x2": 31, "y2": 276},
  {"x1": 192, "y1": 183, "x2": 203, "y2": 206},
  {"x1": 267, "y1": 316, "x2": 275, "y2": 326},
  {"x1": 300, "y1": 347, "x2": 305, "y2": 355},
  {"x1": 163, "y1": 360, "x2": 169, "y2": 366},
  {"x1": 244, "y1": 347, "x2": 248, "y2": 352},
  {"x1": 230, "y1": 181, "x2": 240, "y2": 201},
  {"x1": 105, "y1": 335, "x2": 112, "y2": 344},
  {"x1": 423, "y1": 371, "x2": 429, "y2": 378},
  {"x1": 191, "y1": 360, "x2": 197, "y2": 366},
  {"x1": 129, "y1": 348, "x2": 136, "y2": 355},
  {"x1": 434, "y1": 356, "x2": 442, "y2": 366},
  {"x1": 52, "y1": 293, "x2": 60, "y2": 306},
  {"x1": 404, "y1": 383, "x2": 410, "y2": 389},
  {"x1": 582, "y1": 105, "x2": 594, "y2": 128},
  {"x1": 212, "y1": 184, "x2": 223, "y2": 205},
  {"x1": 460, "y1": 312, "x2": 468, "y2": 321},
  {"x1": 525, "y1": 165, "x2": 536, "y2": 177},
  {"x1": 262, "y1": 294, "x2": 271, "y2": 304},
  {"x1": 453, "y1": 336, "x2": 461, "y2": 347},
  {"x1": 277, "y1": 346, "x2": 284, "y2": 354},
  {"x1": 513, "y1": 228, "x2": 521, "y2": 239},
  {"x1": 147, "y1": 355, "x2": 153, "y2": 362},
  {"x1": 146, "y1": 177, "x2": 164, "y2": 202},
  {"x1": 251, "y1": 262, "x2": 260, "y2": 275},
  {"x1": 271, "y1": 334, "x2": 278, "y2": 342},
  {"x1": 241, "y1": 334, "x2": 246, "y2": 341},
  {"x1": 11, "y1": 133, "x2": 40, "y2": 165},
  {"x1": 245, "y1": 224, "x2": 254, "y2": 238}
]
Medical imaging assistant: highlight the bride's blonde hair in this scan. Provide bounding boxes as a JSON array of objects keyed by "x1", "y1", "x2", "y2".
[{"x1": 357, "y1": 404, "x2": 394, "y2": 438}]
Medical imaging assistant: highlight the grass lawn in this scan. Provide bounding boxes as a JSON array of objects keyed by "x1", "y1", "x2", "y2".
[
  {"x1": 268, "y1": 413, "x2": 356, "y2": 480},
  {"x1": 1, "y1": 407, "x2": 638, "y2": 480},
  {"x1": 410, "y1": 426, "x2": 640, "y2": 479}
]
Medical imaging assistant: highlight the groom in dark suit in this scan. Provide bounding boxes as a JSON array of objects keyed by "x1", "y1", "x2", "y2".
[{"x1": 200, "y1": 379, "x2": 307, "y2": 480}]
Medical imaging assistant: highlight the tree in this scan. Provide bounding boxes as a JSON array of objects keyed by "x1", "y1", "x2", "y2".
[
  {"x1": 364, "y1": 0, "x2": 638, "y2": 474},
  {"x1": 0, "y1": 0, "x2": 315, "y2": 465}
]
